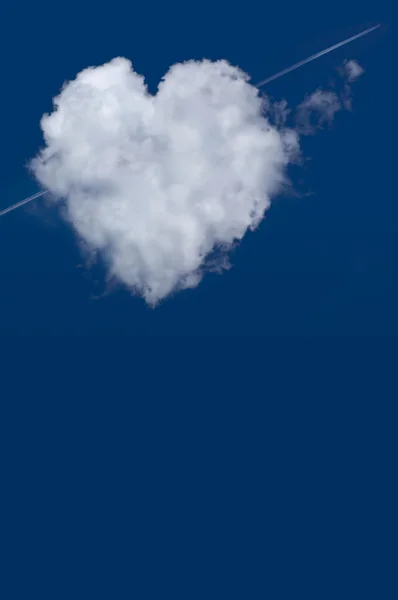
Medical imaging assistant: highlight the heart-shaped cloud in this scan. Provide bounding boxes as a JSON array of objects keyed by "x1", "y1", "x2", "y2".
[{"x1": 31, "y1": 57, "x2": 299, "y2": 304}]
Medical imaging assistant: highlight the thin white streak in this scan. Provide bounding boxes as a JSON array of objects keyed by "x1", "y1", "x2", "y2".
[
  {"x1": 256, "y1": 24, "x2": 380, "y2": 87},
  {"x1": 0, "y1": 190, "x2": 48, "y2": 218}
]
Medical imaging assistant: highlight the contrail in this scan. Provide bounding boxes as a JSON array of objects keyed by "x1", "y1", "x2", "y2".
[
  {"x1": 0, "y1": 190, "x2": 48, "y2": 218},
  {"x1": 256, "y1": 24, "x2": 380, "y2": 87}
]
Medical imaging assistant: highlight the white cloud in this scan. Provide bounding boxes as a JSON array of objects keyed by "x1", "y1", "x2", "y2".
[
  {"x1": 30, "y1": 56, "x2": 364, "y2": 305},
  {"x1": 342, "y1": 59, "x2": 364, "y2": 82},
  {"x1": 294, "y1": 59, "x2": 365, "y2": 132},
  {"x1": 338, "y1": 59, "x2": 365, "y2": 109},
  {"x1": 31, "y1": 57, "x2": 298, "y2": 305},
  {"x1": 295, "y1": 90, "x2": 342, "y2": 134}
]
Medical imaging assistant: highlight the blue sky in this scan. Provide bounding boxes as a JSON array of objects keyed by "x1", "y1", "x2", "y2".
[
  {"x1": 0, "y1": 0, "x2": 395, "y2": 598},
  {"x1": 0, "y1": 1, "x2": 393, "y2": 336}
]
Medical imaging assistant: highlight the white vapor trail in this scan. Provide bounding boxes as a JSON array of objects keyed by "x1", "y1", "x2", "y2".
[
  {"x1": 0, "y1": 190, "x2": 48, "y2": 218},
  {"x1": 256, "y1": 25, "x2": 379, "y2": 86}
]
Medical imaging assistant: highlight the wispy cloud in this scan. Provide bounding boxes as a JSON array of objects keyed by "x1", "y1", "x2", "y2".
[
  {"x1": 339, "y1": 59, "x2": 365, "y2": 109},
  {"x1": 342, "y1": 59, "x2": 365, "y2": 82},
  {"x1": 295, "y1": 90, "x2": 342, "y2": 134},
  {"x1": 294, "y1": 58, "x2": 364, "y2": 132}
]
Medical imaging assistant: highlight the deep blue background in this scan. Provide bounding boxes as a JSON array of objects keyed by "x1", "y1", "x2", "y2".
[{"x1": 0, "y1": 0, "x2": 395, "y2": 598}]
